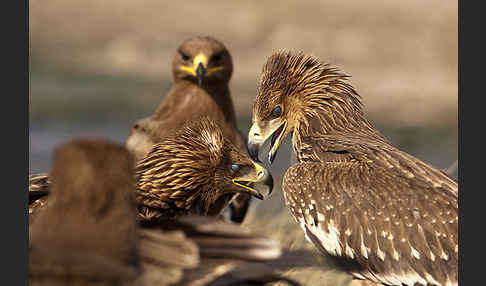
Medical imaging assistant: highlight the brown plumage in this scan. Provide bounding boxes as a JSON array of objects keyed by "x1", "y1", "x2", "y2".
[
  {"x1": 29, "y1": 138, "x2": 141, "y2": 286},
  {"x1": 29, "y1": 138, "x2": 299, "y2": 286},
  {"x1": 29, "y1": 118, "x2": 273, "y2": 225},
  {"x1": 28, "y1": 173, "x2": 50, "y2": 225},
  {"x1": 247, "y1": 51, "x2": 458, "y2": 286},
  {"x1": 126, "y1": 35, "x2": 244, "y2": 163},
  {"x1": 135, "y1": 117, "x2": 273, "y2": 223},
  {"x1": 125, "y1": 35, "x2": 251, "y2": 223}
]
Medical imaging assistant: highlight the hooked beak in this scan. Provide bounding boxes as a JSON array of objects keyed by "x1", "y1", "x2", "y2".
[
  {"x1": 232, "y1": 162, "x2": 273, "y2": 200},
  {"x1": 248, "y1": 120, "x2": 287, "y2": 164},
  {"x1": 247, "y1": 141, "x2": 262, "y2": 163},
  {"x1": 196, "y1": 62, "x2": 206, "y2": 86}
]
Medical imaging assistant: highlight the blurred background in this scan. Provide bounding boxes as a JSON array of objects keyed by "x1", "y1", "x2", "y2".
[{"x1": 29, "y1": 0, "x2": 457, "y2": 285}]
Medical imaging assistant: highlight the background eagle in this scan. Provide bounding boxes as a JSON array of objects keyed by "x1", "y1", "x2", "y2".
[{"x1": 125, "y1": 36, "x2": 251, "y2": 223}]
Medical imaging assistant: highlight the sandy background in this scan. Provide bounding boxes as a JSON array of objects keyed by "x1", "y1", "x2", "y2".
[
  {"x1": 29, "y1": 1, "x2": 457, "y2": 285},
  {"x1": 30, "y1": 0, "x2": 457, "y2": 127}
]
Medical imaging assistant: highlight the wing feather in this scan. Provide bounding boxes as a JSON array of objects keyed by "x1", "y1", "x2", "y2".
[{"x1": 282, "y1": 160, "x2": 457, "y2": 286}]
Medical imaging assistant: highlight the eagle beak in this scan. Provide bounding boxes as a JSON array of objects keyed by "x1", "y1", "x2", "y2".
[
  {"x1": 196, "y1": 62, "x2": 206, "y2": 86},
  {"x1": 232, "y1": 162, "x2": 273, "y2": 200},
  {"x1": 248, "y1": 120, "x2": 287, "y2": 164},
  {"x1": 247, "y1": 142, "x2": 262, "y2": 164},
  {"x1": 180, "y1": 53, "x2": 224, "y2": 87},
  {"x1": 180, "y1": 53, "x2": 208, "y2": 86},
  {"x1": 248, "y1": 123, "x2": 264, "y2": 163}
]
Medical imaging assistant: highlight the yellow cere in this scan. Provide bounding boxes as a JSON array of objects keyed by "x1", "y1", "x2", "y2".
[
  {"x1": 193, "y1": 53, "x2": 208, "y2": 68},
  {"x1": 179, "y1": 53, "x2": 223, "y2": 76}
]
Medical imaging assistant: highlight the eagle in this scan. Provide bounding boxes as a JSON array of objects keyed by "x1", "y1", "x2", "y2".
[
  {"x1": 29, "y1": 138, "x2": 297, "y2": 286},
  {"x1": 29, "y1": 117, "x2": 273, "y2": 225},
  {"x1": 247, "y1": 51, "x2": 458, "y2": 286},
  {"x1": 126, "y1": 36, "x2": 244, "y2": 160},
  {"x1": 125, "y1": 35, "x2": 251, "y2": 223},
  {"x1": 135, "y1": 117, "x2": 272, "y2": 223}
]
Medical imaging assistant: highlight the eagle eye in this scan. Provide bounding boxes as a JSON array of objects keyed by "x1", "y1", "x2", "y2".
[
  {"x1": 271, "y1": 106, "x2": 282, "y2": 117},
  {"x1": 231, "y1": 164, "x2": 240, "y2": 172},
  {"x1": 211, "y1": 53, "x2": 223, "y2": 64},
  {"x1": 179, "y1": 51, "x2": 190, "y2": 61}
]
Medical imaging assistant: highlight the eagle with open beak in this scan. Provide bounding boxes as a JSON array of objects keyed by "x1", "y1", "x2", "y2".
[{"x1": 248, "y1": 51, "x2": 458, "y2": 286}]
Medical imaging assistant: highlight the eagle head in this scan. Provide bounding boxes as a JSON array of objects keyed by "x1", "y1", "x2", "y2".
[
  {"x1": 248, "y1": 50, "x2": 363, "y2": 164},
  {"x1": 136, "y1": 117, "x2": 273, "y2": 216},
  {"x1": 172, "y1": 36, "x2": 233, "y2": 86}
]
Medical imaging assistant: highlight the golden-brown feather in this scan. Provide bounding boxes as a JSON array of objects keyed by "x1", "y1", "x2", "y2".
[{"x1": 135, "y1": 117, "x2": 254, "y2": 222}]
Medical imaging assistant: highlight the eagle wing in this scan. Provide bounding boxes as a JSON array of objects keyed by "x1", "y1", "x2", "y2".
[
  {"x1": 29, "y1": 174, "x2": 51, "y2": 224},
  {"x1": 282, "y1": 161, "x2": 457, "y2": 286},
  {"x1": 29, "y1": 173, "x2": 50, "y2": 202},
  {"x1": 296, "y1": 134, "x2": 458, "y2": 195}
]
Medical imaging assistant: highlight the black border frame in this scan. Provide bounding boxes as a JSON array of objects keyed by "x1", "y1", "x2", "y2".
[{"x1": 6, "y1": 0, "x2": 29, "y2": 285}]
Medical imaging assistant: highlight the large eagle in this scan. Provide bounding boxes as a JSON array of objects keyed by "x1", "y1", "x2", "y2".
[
  {"x1": 125, "y1": 36, "x2": 251, "y2": 223},
  {"x1": 29, "y1": 117, "x2": 273, "y2": 225},
  {"x1": 247, "y1": 51, "x2": 458, "y2": 286},
  {"x1": 29, "y1": 139, "x2": 296, "y2": 286}
]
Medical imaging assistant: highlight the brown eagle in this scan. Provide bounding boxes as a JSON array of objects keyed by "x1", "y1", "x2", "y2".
[
  {"x1": 29, "y1": 139, "x2": 295, "y2": 286},
  {"x1": 125, "y1": 35, "x2": 251, "y2": 223},
  {"x1": 135, "y1": 117, "x2": 272, "y2": 223},
  {"x1": 29, "y1": 117, "x2": 273, "y2": 225},
  {"x1": 125, "y1": 35, "x2": 244, "y2": 166},
  {"x1": 247, "y1": 51, "x2": 458, "y2": 286}
]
